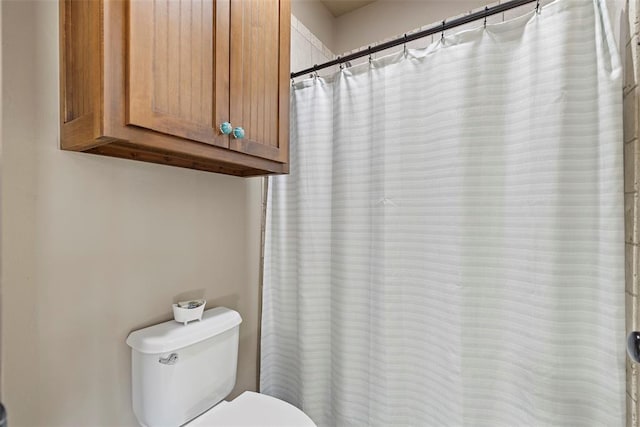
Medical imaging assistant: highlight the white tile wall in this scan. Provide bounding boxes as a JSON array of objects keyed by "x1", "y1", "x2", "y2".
[
  {"x1": 291, "y1": 15, "x2": 335, "y2": 79},
  {"x1": 621, "y1": 2, "x2": 639, "y2": 426}
]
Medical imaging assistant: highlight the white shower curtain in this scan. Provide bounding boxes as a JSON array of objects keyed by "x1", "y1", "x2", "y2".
[{"x1": 262, "y1": 1, "x2": 625, "y2": 425}]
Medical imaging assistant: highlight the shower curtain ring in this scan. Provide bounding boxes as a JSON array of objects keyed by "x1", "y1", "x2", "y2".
[
  {"x1": 441, "y1": 20, "x2": 445, "y2": 41},
  {"x1": 312, "y1": 64, "x2": 319, "y2": 79},
  {"x1": 536, "y1": 0, "x2": 540, "y2": 14},
  {"x1": 339, "y1": 57, "x2": 344, "y2": 70},
  {"x1": 483, "y1": 6, "x2": 489, "y2": 28},
  {"x1": 368, "y1": 46, "x2": 373, "y2": 64},
  {"x1": 403, "y1": 34, "x2": 408, "y2": 55}
]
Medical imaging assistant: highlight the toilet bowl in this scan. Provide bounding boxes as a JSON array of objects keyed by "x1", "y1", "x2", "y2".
[
  {"x1": 126, "y1": 307, "x2": 315, "y2": 427},
  {"x1": 186, "y1": 391, "x2": 314, "y2": 426}
]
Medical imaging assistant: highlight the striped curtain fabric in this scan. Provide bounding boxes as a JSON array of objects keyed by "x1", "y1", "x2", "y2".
[{"x1": 261, "y1": 1, "x2": 625, "y2": 425}]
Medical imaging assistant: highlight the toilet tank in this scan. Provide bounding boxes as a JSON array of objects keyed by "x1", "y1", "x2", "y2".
[{"x1": 126, "y1": 307, "x2": 242, "y2": 427}]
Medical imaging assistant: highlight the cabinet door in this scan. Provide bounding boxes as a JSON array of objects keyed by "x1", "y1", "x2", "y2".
[
  {"x1": 128, "y1": 0, "x2": 230, "y2": 148},
  {"x1": 229, "y1": 0, "x2": 290, "y2": 163}
]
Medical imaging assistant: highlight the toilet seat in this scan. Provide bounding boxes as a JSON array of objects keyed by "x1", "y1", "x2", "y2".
[{"x1": 186, "y1": 391, "x2": 316, "y2": 427}]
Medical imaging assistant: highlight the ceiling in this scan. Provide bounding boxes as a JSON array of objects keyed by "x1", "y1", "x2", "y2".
[{"x1": 320, "y1": 0, "x2": 377, "y2": 17}]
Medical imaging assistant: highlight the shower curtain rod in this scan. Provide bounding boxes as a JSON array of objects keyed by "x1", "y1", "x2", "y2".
[{"x1": 291, "y1": 0, "x2": 539, "y2": 79}]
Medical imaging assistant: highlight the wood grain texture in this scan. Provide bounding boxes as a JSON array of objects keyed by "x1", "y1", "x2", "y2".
[
  {"x1": 229, "y1": 0, "x2": 290, "y2": 163},
  {"x1": 128, "y1": 0, "x2": 226, "y2": 147},
  {"x1": 59, "y1": 0, "x2": 103, "y2": 149},
  {"x1": 86, "y1": 141, "x2": 285, "y2": 176},
  {"x1": 214, "y1": 0, "x2": 230, "y2": 142},
  {"x1": 60, "y1": 0, "x2": 289, "y2": 177},
  {"x1": 277, "y1": 0, "x2": 290, "y2": 164}
]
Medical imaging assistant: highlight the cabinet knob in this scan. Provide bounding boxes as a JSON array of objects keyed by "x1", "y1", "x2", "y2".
[
  {"x1": 219, "y1": 122, "x2": 233, "y2": 135},
  {"x1": 232, "y1": 127, "x2": 245, "y2": 139}
]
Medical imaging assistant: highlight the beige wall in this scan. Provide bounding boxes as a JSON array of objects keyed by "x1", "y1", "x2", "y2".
[
  {"x1": 334, "y1": 0, "x2": 490, "y2": 54},
  {"x1": 334, "y1": 0, "x2": 626, "y2": 56},
  {"x1": 291, "y1": 0, "x2": 336, "y2": 52},
  {"x1": 291, "y1": 0, "x2": 504, "y2": 74},
  {"x1": 292, "y1": 0, "x2": 499, "y2": 61},
  {"x1": 0, "y1": 2, "x2": 263, "y2": 426}
]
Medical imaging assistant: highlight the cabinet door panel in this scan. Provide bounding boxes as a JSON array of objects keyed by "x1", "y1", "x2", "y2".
[
  {"x1": 229, "y1": 0, "x2": 289, "y2": 162},
  {"x1": 128, "y1": 0, "x2": 229, "y2": 147}
]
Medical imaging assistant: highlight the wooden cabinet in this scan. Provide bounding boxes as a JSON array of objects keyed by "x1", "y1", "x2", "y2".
[{"x1": 60, "y1": 0, "x2": 290, "y2": 176}]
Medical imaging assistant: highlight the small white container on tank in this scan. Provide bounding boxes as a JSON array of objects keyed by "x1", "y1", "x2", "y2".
[{"x1": 172, "y1": 299, "x2": 206, "y2": 325}]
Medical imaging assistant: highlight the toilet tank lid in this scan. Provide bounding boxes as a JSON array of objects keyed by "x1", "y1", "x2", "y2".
[{"x1": 126, "y1": 307, "x2": 242, "y2": 354}]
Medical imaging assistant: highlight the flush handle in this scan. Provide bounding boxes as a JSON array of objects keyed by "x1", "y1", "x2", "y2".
[{"x1": 159, "y1": 353, "x2": 178, "y2": 365}]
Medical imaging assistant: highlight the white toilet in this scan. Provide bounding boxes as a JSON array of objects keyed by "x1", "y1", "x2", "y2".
[{"x1": 126, "y1": 307, "x2": 315, "y2": 427}]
